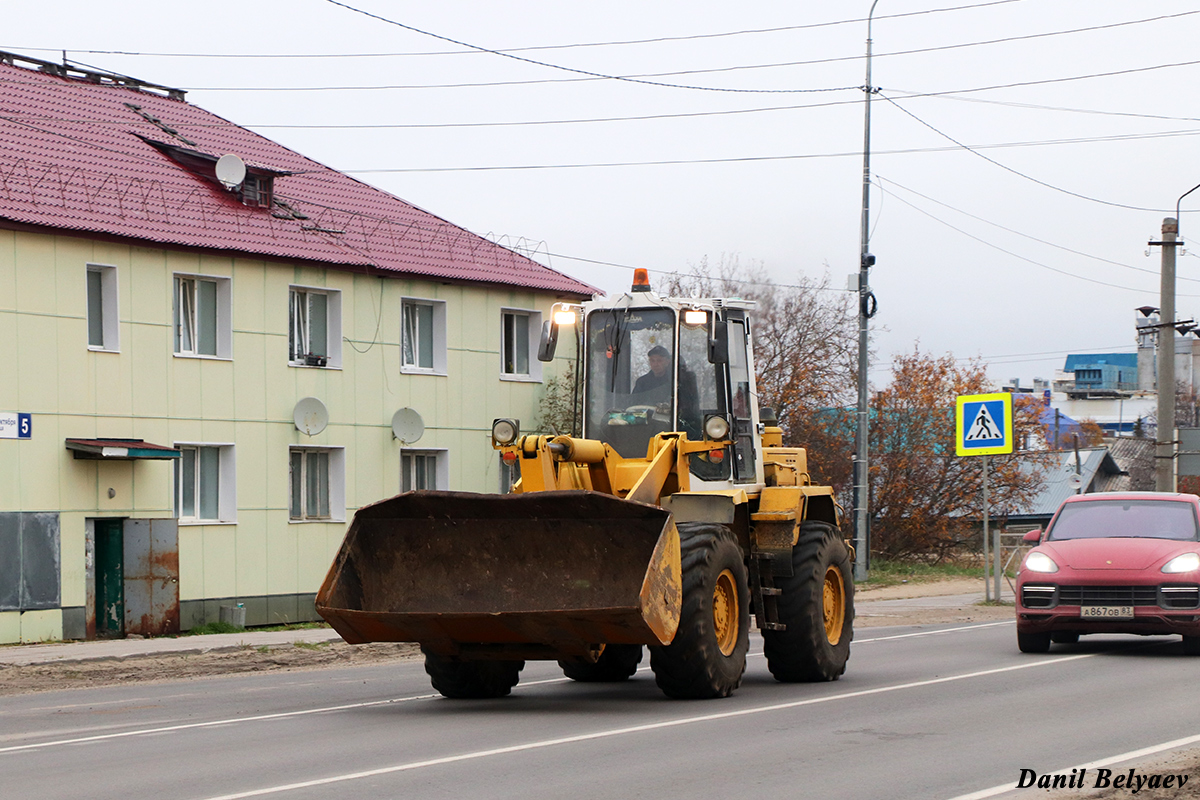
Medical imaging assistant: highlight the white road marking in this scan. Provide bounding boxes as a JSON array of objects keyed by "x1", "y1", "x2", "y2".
[
  {"x1": 857, "y1": 621, "x2": 1014, "y2": 642},
  {"x1": 0, "y1": 623, "x2": 1029, "y2": 756},
  {"x1": 199, "y1": 653, "x2": 1101, "y2": 800},
  {"x1": 944, "y1": 732, "x2": 1200, "y2": 800}
]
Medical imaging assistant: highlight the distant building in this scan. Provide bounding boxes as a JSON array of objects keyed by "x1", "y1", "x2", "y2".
[{"x1": 0, "y1": 53, "x2": 594, "y2": 644}]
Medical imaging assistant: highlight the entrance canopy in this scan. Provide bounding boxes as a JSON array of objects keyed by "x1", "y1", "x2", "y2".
[{"x1": 65, "y1": 438, "x2": 181, "y2": 460}]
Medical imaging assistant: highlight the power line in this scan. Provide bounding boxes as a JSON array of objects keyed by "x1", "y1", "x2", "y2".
[
  {"x1": 538, "y1": 251, "x2": 852, "y2": 294},
  {"x1": 875, "y1": 183, "x2": 1200, "y2": 297},
  {"x1": 4, "y1": 0, "x2": 1029, "y2": 59},
  {"x1": 880, "y1": 93, "x2": 1172, "y2": 213},
  {"x1": 874, "y1": 175, "x2": 1200, "y2": 284},
  {"x1": 924, "y1": 93, "x2": 1200, "y2": 124},
  {"x1": 320, "y1": 0, "x2": 856, "y2": 95},
  {"x1": 335, "y1": 128, "x2": 1200, "y2": 173}
]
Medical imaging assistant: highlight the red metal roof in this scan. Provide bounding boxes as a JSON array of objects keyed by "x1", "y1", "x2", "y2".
[{"x1": 0, "y1": 58, "x2": 594, "y2": 297}]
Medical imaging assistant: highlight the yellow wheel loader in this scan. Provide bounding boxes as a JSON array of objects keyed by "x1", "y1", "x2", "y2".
[{"x1": 316, "y1": 270, "x2": 854, "y2": 700}]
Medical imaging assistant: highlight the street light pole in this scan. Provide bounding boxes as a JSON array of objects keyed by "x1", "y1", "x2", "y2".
[
  {"x1": 1155, "y1": 217, "x2": 1178, "y2": 492},
  {"x1": 854, "y1": 0, "x2": 880, "y2": 582},
  {"x1": 1153, "y1": 183, "x2": 1200, "y2": 491}
]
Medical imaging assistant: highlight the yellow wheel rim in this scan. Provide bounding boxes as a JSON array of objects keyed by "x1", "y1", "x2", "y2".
[
  {"x1": 823, "y1": 565, "x2": 846, "y2": 646},
  {"x1": 713, "y1": 568, "x2": 739, "y2": 656}
]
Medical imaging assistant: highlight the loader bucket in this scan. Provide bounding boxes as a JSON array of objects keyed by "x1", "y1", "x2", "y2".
[{"x1": 316, "y1": 490, "x2": 681, "y2": 659}]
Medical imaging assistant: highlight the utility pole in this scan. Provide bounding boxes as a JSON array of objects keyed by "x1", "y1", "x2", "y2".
[
  {"x1": 854, "y1": 0, "x2": 881, "y2": 583},
  {"x1": 1154, "y1": 218, "x2": 1179, "y2": 492}
]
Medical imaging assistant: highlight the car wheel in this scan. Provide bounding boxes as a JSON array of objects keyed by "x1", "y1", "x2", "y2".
[
  {"x1": 1050, "y1": 632, "x2": 1079, "y2": 644},
  {"x1": 1017, "y1": 631, "x2": 1052, "y2": 653},
  {"x1": 1183, "y1": 635, "x2": 1200, "y2": 656}
]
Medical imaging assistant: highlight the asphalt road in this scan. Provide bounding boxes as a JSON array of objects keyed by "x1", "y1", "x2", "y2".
[{"x1": 3, "y1": 621, "x2": 1199, "y2": 800}]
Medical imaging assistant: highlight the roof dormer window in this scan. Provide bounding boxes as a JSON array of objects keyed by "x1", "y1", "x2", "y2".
[{"x1": 240, "y1": 173, "x2": 272, "y2": 208}]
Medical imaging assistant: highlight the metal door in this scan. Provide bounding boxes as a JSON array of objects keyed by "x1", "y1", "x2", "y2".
[
  {"x1": 94, "y1": 519, "x2": 124, "y2": 638},
  {"x1": 123, "y1": 519, "x2": 180, "y2": 636}
]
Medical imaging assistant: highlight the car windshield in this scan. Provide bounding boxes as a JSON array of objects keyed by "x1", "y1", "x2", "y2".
[{"x1": 1047, "y1": 499, "x2": 1200, "y2": 541}]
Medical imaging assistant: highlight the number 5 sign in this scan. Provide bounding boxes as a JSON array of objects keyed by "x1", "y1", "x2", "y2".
[{"x1": 0, "y1": 412, "x2": 32, "y2": 440}]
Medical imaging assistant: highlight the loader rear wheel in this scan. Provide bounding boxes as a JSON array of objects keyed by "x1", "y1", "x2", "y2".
[
  {"x1": 558, "y1": 644, "x2": 643, "y2": 682},
  {"x1": 762, "y1": 521, "x2": 854, "y2": 682},
  {"x1": 421, "y1": 648, "x2": 524, "y2": 698},
  {"x1": 649, "y1": 522, "x2": 749, "y2": 699}
]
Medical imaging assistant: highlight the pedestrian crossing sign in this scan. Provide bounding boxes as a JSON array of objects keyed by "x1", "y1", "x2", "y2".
[{"x1": 955, "y1": 392, "x2": 1013, "y2": 456}]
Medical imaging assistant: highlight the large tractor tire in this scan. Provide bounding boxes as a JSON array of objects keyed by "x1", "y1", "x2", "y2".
[
  {"x1": 649, "y1": 522, "x2": 749, "y2": 699},
  {"x1": 762, "y1": 521, "x2": 854, "y2": 682},
  {"x1": 421, "y1": 648, "x2": 525, "y2": 698},
  {"x1": 558, "y1": 644, "x2": 643, "y2": 682}
]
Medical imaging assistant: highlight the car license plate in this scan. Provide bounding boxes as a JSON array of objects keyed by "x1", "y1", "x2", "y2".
[{"x1": 1081, "y1": 605, "x2": 1134, "y2": 619}]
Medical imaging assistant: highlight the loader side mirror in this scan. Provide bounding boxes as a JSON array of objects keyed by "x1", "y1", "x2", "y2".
[
  {"x1": 537, "y1": 319, "x2": 559, "y2": 362},
  {"x1": 708, "y1": 319, "x2": 728, "y2": 364}
]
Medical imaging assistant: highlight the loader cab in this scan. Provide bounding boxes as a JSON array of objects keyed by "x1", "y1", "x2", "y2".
[{"x1": 580, "y1": 295, "x2": 761, "y2": 486}]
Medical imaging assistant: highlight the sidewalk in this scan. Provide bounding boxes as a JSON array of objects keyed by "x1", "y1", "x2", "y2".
[{"x1": 0, "y1": 627, "x2": 345, "y2": 667}]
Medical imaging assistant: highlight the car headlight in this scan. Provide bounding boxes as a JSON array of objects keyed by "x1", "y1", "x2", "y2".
[
  {"x1": 1024, "y1": 552, "x2": 1059, "y2": 573},
  {"x1": 491, "y1": 418, "x2": 520, "y2": 446},
  {"x1": 1162, "y1": 552, "x2": 1200, "y2": 574}
]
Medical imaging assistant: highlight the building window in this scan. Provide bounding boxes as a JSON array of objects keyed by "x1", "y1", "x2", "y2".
[
  {"x1": 174, "y1": 274, "x2": 231, "y2": 358},
  {"x1": 401, "y1": 298, "x2": 446, "y2": 374},
  {"x1": 401, "y1": 449, "x2": 447, "y2": 492},
  {"x1": 289, "y1": 447, "x2": 346, "y2": 521},
  {"x1": 500, "y1": 308, "x2": 543, "y2": 381},
  {"x1": 289, "y1": 287, "x2": 342, "y2": 368},
  {"x1": 175, "y1": 443, "x2": 236, "y2": 523},
  {"x1": 86, "y1": 264, "x2": 119, "y2": 351},
  {"x1": 240, "y1": 174, "x2": 273, "y2": 207}
]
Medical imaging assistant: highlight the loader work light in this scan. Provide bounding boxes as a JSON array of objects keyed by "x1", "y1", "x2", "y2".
[
  {"x1": 553, "y1": 309, "x2": 577, "y2": 326},
  {"x1": 703, "y1": 415, "x2": 730, "y2": 441},
  {"x1": 683, "y1": 309, "x2": 707, "y2": 326},
  {"x1": 492, "y1": 418, "x2": 520, "y2": 446}
]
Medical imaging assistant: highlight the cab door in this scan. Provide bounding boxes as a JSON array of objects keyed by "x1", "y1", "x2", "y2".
[{"x1": 724, "y1": 312, "x2": 758, "y2": 482}]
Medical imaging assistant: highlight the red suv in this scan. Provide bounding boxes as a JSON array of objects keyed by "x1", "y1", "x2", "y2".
[{"x1": 1016, "y1": 492, "x2": 1200, "y2": 654}]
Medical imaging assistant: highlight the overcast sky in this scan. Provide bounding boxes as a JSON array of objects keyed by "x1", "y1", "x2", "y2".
[{"x1": 5, "y1": 0, "x2": 1199, "y2": 388}]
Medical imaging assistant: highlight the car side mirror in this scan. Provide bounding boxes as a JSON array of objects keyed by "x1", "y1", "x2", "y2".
[
  {"x1": 708, "y1": 320, "x2": 728, "y2": 364},
  {"x1": 1022, "y1": 529, "x2": 1043, "y2": 544},
  {"x1": 537, "y1": 319, "x2": 558, "y2": 362}
]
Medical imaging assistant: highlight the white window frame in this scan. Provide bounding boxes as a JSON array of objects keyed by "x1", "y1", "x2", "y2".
[
  {"x1": 174, "y1": 442, "x2": 237, "y2": 524},
  {"x1": 500, "y1": 308, "x2": 543, "y2": 382},
  {"x1": 173, "y1": 273, "x2": 232, "y2": 359},
  {"x1": 400, "y1": 297, "x2": 447, "y2": 375},
  {"x1": 289, "y1": 285, "x2": 343, "y2": 369},
  {"x1": 86, "y1": 263, "x2": 119, "y2": 352},
  {"x1": 288, "y1": 446, "x2": 346, "y2": 522},
  {"x1": 401, "y1": 448, "x2": 448, "y2": 492}
]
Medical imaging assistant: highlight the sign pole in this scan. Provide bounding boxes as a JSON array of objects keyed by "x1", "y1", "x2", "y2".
[
  {"x1": 982, "y1": 454, "x2": 990, "y2": 602},
  {"x1": 956, "y1": 392, "x2": 1011, "y2": 603},
  {"x1": 992, "y1": 465, "x2": 1002, "y2": 602}
]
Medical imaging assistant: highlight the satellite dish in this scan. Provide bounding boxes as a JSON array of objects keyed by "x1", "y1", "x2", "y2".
[
  {"x1": 1067, "y1": 472, "x2": 1083, "y2": 488},
  {"x1": 215, "y1": 154, "x2": 247, "y2": 189},
  {"x1": 293, "y1": 397, "x2": 328, "y2": 436},
  {"x1": 391, "y1": 408, "x2": 425, "y2": 444}
]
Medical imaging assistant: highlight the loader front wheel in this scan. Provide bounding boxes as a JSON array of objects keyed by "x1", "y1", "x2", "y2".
[
  {"x1": 559, "y1": 644, "x2": 643, "y2": 682},
  {"x1": 762, "y1": 521, "x2": 854, "y2": 682},
  {"x1": 649, "y1": 522, "x2": 749, "y2": 699},
  {"x1": 421, "y1": 648, "x2": 524, "y2": 698}
]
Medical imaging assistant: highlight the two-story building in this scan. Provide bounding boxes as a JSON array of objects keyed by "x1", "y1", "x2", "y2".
[{"x1": 0, "y1": 52, "x2": 593, "y2": 644}]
